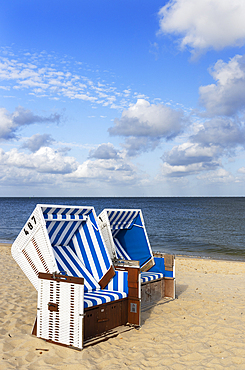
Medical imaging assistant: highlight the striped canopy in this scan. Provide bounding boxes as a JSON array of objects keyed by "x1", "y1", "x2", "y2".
[
  {"x1": 99, "y1": 209, "x2": 154, "y2": 271},
  {"x1": 41, "y1": 206, "x2": 114, "y2": 285},
  {"x1": 107, "y1": 210, "x2": 140, "y2": 231},
  {"x1": 12, "y1": 204, "x2": 114, "y2": 290}
]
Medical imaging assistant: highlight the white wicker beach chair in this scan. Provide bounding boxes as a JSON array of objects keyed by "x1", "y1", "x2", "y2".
[{"x1": 12, "y1": 205, "x2": 141, "y2": 349}]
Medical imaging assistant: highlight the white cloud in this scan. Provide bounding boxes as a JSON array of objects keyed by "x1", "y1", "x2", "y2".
[
  {"x1": 66, "y1": 158, "x2": 138, "y2": 184},
  {"x1": 161, "y1": 115, "x2": 245, "y2": 178},
  {"x1": 89, "y1": 143, "x2": 120, "y2": 159},
  {"x1": 163, "y1": 142, "x2": 221, "y2": 166},
  {"x1": 190, "y1": 117, "x2": 245, "y2": 148},
  {"x1": 0, "y1": 49, "x2": 141, "y2": 109},
  {"x1": 123, "y1": 137, "x2": 161, "y2": 157},
  {"x1": 22, "y1": 133, "x2": 55, "y2": 152},
  {"x1": 158, "y1": 0, "x2": 245, "y2": 52},
  {"x1": 197, "y1": 168, "x2": 234, "y2": 183},
  {"x1": 0, "y1": 147, "x2": 77, "y2": 175},
  {"x1": 0, "y1": 145, "x2": 145, "y2": 188},
  {"x1": 109, "y1": 99, "x2": 185, "y2": 155},
  {"x1": 238, "y1": 166, "x2": 245, "y2": 174},
  {"x1": 0, "y1": 106, "x2": 61, "y2": 141},
  {"x1": 161, "y1": 161, "x2": 202, "y2": 177},
  {"x1": 161, "y1": 147, "x2": 220, "y2": 178},
  {"x1": 199, "y1": 55, "x2": 245, "y2": 116}
]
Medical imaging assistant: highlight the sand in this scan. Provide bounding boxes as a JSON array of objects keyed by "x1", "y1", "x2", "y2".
[{"x1": 0, "y1": 243, "x2": 245, "y2": 369}]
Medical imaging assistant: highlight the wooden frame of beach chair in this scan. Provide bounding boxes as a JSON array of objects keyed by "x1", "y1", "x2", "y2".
[
  {"x1": 141, "y1": 253, "x2": 175, "y2": 308},
  {"x1": 11, "y1": 204, "x2": 141, "y2": 349},
  {"x1": 98, "y1": 209, "x2": 175, "y2": 308}
]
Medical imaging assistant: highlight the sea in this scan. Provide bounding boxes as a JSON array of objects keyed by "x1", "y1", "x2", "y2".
[{"x1": 0, "y1": 197, "x2": 245, "y2": 261}]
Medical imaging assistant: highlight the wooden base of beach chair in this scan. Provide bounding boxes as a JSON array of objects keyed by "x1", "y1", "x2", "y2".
[
  {"x1": 141, "y1": 277, "x2": 175, "y2": 308},
  {"x1": 141, "y1": 278, "x2": 164, "y2": 307},
  {"x1": 84, "y1": 299, "x2": 128, "y2": 341},
  {"x1": 164, "y1": 277, "x2": 175, "y2": 299}
]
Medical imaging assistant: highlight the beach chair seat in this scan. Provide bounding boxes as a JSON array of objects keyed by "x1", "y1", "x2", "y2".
[
  {"x1": 141, "y1": 271, "x2": 164, "y2": 283},
  {"x1": 84, "y1": 290, "x2": 128, "y2": 309},
  {"x1": 84, "y1": 269, "x2": 129, "y2": 308},
  {"x1": 113, "y1": 241, "x2": 167, "y2": 286},
  {"x1": 113, "y1": 241, "x2": 166, "y2": 285}
]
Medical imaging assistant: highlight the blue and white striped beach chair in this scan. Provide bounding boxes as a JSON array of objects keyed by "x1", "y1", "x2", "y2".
[
  {"x1": 98, "y1": 208, "x2": 175, "y2": 306},
  {"x1": 12, "y1": 205, "x2": 141, "y2": 349}
]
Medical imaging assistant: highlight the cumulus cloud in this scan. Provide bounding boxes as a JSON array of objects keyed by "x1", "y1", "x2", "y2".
[
  {"x1": 122, "y1": 137, "x2": 161, "y2": 157},
  {"x1": 109, "y1": 99, "x2": 185, "y2": 155},
  {"x1": 66, "y1": 158, "x2": 142, "y2": 185},
  {"x1": 161, "y1": 142, "x2": 220, "y2": 177},
  {"x1": 199, "y1": 55, "x2": 245, "y2": 116},
  {"x1": 0, "y1": 106, "x2": 61, "y2": 141},
  {"x1": 0, "y1": 147, "x2": 77, "y2": 175},
  {"x1": 163, "y1": 142, "x2": 221, "y2": 166},
  {"x1": 161, "y1": 115, "x2": 245, "y2": 178},
  {"x1": 22, "y1": 133, "x2": 55, "y2": 152},
  {"x1": 89, "y1": 143, "x2": 120, "y2": 159},
  {"x1": 109, "y1": 99, "x2": 184, "y2": 138},
  {"x1": 0, "y1": 145, "x2": 145, "y2": 188},
  {"x1": 161, "y1": 160, "x2": 218, "y2": 178},
  {"x1": 197, "y1": 168, "x2": 235, "y2": 183},
  {"x1": 190, "y1": 117, "x2": 245, "y2": 148},
  {"x1": 238, "y1": 166, "x2": 245, "y2": 174},
  {"x1": 158, "y1": 0, "x2": 245, "y2": 52}
]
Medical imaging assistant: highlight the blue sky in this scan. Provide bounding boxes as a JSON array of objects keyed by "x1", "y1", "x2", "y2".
[{"x1": 1, "y1": 0, "x2": 245, "y2": 196}]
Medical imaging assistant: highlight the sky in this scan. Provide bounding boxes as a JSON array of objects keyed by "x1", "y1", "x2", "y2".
[{"x1": 1, "y1": 0, "x2": 245, "y2": 197}]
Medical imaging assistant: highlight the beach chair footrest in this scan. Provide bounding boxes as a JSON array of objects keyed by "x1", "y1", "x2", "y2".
[{"x1": 84, "y1": 299, "x2": 128, "y2": 340}]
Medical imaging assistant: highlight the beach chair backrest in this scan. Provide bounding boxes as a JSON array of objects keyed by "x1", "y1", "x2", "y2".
[
  {"x1": 12, "y1": 204, "x2": 114, "y2": 290},
  {"x1": 98, "y1": 209, "x2": 154, "y2": 272},
  {"x1": 53, "y1": 246, "x2": 100, "y2": 292}
]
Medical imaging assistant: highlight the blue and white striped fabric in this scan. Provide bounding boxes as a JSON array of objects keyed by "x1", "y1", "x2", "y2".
[
  {"x1": 70, "y1": 214, "x2": 112, "y2": 282},
  {"x1": 43, "y1": 206, "x2": 91, "y2": 246},
  {"x1": 53, "y1": 246, "x2": 100, "y2": 292},
  {"x1": 108, "y1": 210, "x2": 139, "y2": 231},
  {"x1": 84, "y1": 290, "x2": 127, "y2": 309},
  {"x1": 104, "y1": 270, "x2": 128, "y2": 294},
  {"x1": 141, "y1": 272, "x2": 164, "y2": 283},
  {"x1": 42, "y1": 206, "x2": 90, "y2": 218},
  {"x1": 114, "y1": 238, "x2": 131, "y2": 261},
  {"x1": 42, "y1": 206, "x2": 113, "y2": 284}
]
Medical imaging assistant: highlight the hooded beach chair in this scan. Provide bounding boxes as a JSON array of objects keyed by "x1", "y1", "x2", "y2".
[
  {"x1": 98, "y1": 208, "x2": 175, "y2": 307},
  {"x1": 98, "y1": 209, "x2": 155, "y2": 271},
  {"x1": 11, "y1": 205, "x2": 141, "y2": 350}
]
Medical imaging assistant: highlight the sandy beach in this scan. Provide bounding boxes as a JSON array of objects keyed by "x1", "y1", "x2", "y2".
[{"x1": 0, "y1": 243, "x2": 245, "y2": 369}]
